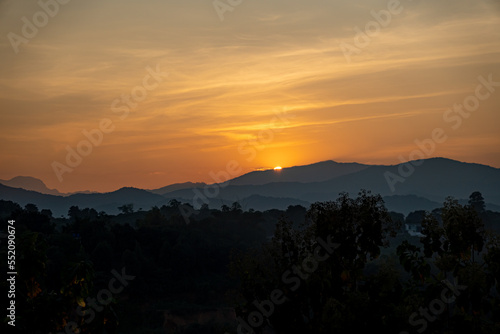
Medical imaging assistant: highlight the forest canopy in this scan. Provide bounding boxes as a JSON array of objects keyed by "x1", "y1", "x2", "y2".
[{"x1": 0, "y1": 191, "x2": 499, "y2": 334}]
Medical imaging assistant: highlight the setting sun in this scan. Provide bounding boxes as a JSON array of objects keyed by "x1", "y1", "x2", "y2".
[{"x1": 274, "y1": 166, "x2": 283, "y2": 171}]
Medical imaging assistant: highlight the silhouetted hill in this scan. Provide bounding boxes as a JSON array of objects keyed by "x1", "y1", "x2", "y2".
[
  {"x1": 227, "y1": 160, "x2": 368, "y2": 185},
  {"x1": 150, "y1": 182, "x2": 207, "y2": 195},
  {"x1": 0, "y1": 184, "x2": 168, "y2": 217},
  {"x1": 166, "y1": 158, "x2": 500, "y2": 211},
  {"x1": 0, "y1": 184, "x2": 63, "y2": 213},
  {"x1": 382, "y1": 195, "x2": 441, "y2": 216},
  {"x1": 65, "y1": 187, "x2": 169, "y2": 214},
  {"x1": 321, "y1": 158, "x2": 500, "y2": 204},
  {"x1": 66, "y1": 190, "x2": 99, "y2": 195},
  {"x1": 0, "y1": 176, "x2": 63, "y2": 196},
  {"x1": 238, "y1": 195, "x2": 310, "y2": 211}
]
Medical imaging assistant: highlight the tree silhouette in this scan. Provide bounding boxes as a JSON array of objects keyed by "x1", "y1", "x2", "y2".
[
  {"x1": 468, "y1": 191, "x2": 485, "y2": 214},
  {"x1": 118, "y1": 203, "x2": 134, "y2": 214},
  {"x1": 232, "y1": 190, "x2": 400, "y2": 333}
]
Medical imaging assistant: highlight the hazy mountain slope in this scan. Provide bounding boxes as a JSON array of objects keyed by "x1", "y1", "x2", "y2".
[
  {"x1": 0, "y1": 184, "x2": 65, "y2": 213},
  {"x1": 0, "y1": 176, "x2": 63, "y2": 196},
  {"x1": 238, "y1": 195, "x2": 310, "y2": 211},
  {"x1": 167, "y1": 158, "x2": 500, "y2": 207},
  {"x1": 322, "y1": 158, "x2": 500, "y2": 203},
  {"x1": 150, "y1": 182, "x2": 207, "y2": 195},
  {"x1": 382, "y1": 195, "x2": 441, "y2": 216},
  {"x1": 227, "y1": 160, "x2": 369, "y2": 185},
  {"x1": 64, "y1": 187, "x2": 169, "y2": 215},
  {"x1": 0, "y1": 185, "x2": 168, "y2": 217}
]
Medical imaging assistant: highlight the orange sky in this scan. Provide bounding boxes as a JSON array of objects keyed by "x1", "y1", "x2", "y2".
[{"x1": 1, "y1": 0, "x2": 499, "y2": 193}]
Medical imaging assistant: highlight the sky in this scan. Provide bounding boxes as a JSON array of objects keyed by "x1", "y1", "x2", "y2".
[{"x1": 0, "y1": 0, "x2": 499, "y2": 193}]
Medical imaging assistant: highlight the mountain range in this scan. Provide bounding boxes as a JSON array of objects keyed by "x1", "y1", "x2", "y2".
[
  {"x1": 0, "y1": 176, "x2": 63, "y2": 196},
  {"x1": 1, "y1": 158, "x2": 499, "y2": 217}
]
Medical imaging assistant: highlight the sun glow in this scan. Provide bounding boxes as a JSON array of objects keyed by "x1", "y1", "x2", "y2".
[{"x1": 274, "y1": 166, "x2": 283, "y2": 171}]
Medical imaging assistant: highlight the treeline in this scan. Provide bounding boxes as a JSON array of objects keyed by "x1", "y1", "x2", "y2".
[
  {"x1": 232, "y1": 191, "x2": 500, "y2": 334},
  {"x1": 0, "y1": 191, "x2": 499, "y2": 333},
  {"x1": 0, "y1": 199, "x2": 305, "y2": 333}
]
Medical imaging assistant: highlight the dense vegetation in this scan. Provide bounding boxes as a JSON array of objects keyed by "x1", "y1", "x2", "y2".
[{"x1": 0, "y1": 191, "x2": 499, "y2": 333}]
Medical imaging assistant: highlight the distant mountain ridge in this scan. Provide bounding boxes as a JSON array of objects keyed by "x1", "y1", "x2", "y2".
[
  {"x1": 0, "y1": 184, "x2": 169, "y2": 217},
  {"x1": 0, "y1": 176, "x2": 63, "y2": 196},
  {"x1": 159, "y1": 158, "x2": 500, "y2": 213},
  {"x1": 1, "y1": 158, "x2": 499, "y2": 217},
  {"x1": 150, "y1": 182, "x2": 207, "y2": 195},
  {"x1": 225, "y1": 160, "x2": 369, "y2": 186}
]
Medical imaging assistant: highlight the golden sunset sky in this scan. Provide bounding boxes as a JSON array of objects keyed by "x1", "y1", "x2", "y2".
[{"x1": 1, "y1": 0, "x2": 499, "y2": 193}]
